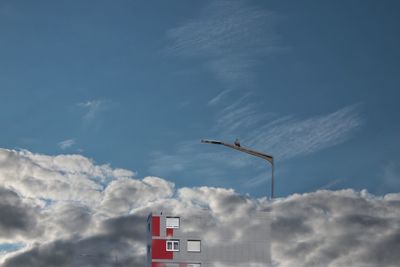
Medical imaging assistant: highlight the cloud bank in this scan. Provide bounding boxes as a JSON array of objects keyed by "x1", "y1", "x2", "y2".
[{"x1": 0, "y1": 149, "x2": 399, "y2": 267}]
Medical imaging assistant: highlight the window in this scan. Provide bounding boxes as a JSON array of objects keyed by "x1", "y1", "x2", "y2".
[
  {"x1": 166, "y1": 240, "x2": 179, "y2": 251},
  {"x1": 187, "y1": 264, "x2": 201, "y2": 267},
  {"x1": 166, "y1": 217, "x2": 180, "y2": 229},
  {"x1": 187, "y1": 240, "x2": 201, "y2": 252}
]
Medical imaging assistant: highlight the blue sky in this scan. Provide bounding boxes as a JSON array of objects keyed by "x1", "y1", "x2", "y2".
[{"x1": 1, "y1": 0, "x2": 399, "y2": 198}]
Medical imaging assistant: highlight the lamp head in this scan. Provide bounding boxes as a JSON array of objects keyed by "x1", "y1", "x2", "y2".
[{"x1": 201, "y1": 139, "x2": 223, "y2": 145}]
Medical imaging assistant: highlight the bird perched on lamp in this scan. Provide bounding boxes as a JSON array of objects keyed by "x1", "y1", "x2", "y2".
[{"x1": 234, "y1": 138, "x2": 241, "y2": 147}]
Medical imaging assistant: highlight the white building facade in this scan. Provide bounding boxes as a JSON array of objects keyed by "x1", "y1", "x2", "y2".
[{"x1": 147, "y1": 212, "x2": 271, "y2": 267}]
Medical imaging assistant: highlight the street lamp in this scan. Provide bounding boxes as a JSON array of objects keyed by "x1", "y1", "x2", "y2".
[{"x1": 201, "y1": 139, "x2": 275, "y2": 199}]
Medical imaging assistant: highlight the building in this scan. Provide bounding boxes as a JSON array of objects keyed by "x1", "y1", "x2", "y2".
[{"x1": 147, "y1": 212, "x2": 271, "y2": 267}]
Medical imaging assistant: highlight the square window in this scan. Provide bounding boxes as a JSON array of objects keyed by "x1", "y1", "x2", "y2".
[
  {"x1": 187, "y1": 240, "x2": 201, "y2": 252},
  {"x1": 166, "y1": 240, "x2": 179, "y2": 252},
  {"x1": 166, "y1": 217, "x2": 180, "y2": 229}
]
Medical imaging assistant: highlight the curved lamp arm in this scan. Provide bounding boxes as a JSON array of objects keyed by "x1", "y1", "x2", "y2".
[{"x1": 201, "y1": 139, "x2": 275, "y2": 199}]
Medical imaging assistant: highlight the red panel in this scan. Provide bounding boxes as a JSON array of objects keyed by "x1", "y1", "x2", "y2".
[
  {"x1": 166, "y1": 228, "x2": 174, "y2": 237},
  {"x1": 152, "y1": 239, "x2": 173, "y2": 259},
  {"x1": 152, "y1": 216, "x2": 160, "y2": 236},
  {"x1": 152, "y1": 263, "x2": 166, "y2": 267}
]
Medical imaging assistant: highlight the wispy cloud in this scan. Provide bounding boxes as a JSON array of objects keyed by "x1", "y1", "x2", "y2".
[
  {"x1": 161, "y1": 1, "x2": 361, "y2": 188},
  {"x1": 149, "y1": 99, "x2": 363, "y2": 187},
  {"x1": 219, "y1": 102, "x2": 363, "y2": 159},
  {"x1": 208, "y1": 94, "x2": 363, "y2": 161},
  {"x1": 148, "y1": 143, "x2": 231, "y2": 179},
  {"x1": 381, "y1": 161, "x2": 400, "y2": 192},
  {"x1": 78, "y1": 100, "x2": 109, "y2": 122},
  {"x1": 57, "y1": 139, "x2": 75, "y2": 150},
  {"x1": 165, "y1": 0, "x2": 285, "y2": 88},
  {"x1": 212, "y1": 94, "x2": 275, "y2": 138},
  {"x1": 208, "y1": 89, "x2": 231, "y2": 106},
  {"x1": 318, "y1": 179, "x2": 342, "y2": 190},
  {"x1": 238, "y1": 104, "x2": 363, "y2": 160}
]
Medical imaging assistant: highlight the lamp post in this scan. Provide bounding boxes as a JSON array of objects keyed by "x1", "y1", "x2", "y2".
[{"x1": 201, "y1": 139, "x2": 275, "y2": 199}]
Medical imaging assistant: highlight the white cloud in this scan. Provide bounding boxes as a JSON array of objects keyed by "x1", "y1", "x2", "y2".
[
  {"x1": 271, "y1": 190, "x2": 400, "y2": 267},
  {"x1": 57, "y1": 139, "x2": 75, "y2": 150},
  {"x1": 99, "y1": 177, "x2": 174, "y2": 216},
  {"x1": 0, "y1": 149, "x2": 134, "y2": 207},
  {"x1": 1, "y1": 149, "x2": 399, "y2": 267}
]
